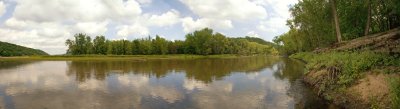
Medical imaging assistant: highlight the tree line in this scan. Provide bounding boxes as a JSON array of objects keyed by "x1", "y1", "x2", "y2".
[
  {"x1": 65, "y1": 28, "x2": 278, "y2": 55},
  {"x1": 273, "y1": 0, "x2": 400, "y2": 54}
]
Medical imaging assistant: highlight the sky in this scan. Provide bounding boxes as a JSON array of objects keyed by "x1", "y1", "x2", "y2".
[{"x1": 0, "y1": 0, "x2": 297, "y2": 54}]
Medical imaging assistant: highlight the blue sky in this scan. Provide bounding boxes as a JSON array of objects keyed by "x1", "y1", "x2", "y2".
[{"x1": 0, "y1": 0, "x2": 297, "y2": 54}]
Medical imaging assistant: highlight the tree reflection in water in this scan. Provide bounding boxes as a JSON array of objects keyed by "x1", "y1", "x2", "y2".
[{"x1": 66, "y1": 56, "x2": 279, "y2": 83}]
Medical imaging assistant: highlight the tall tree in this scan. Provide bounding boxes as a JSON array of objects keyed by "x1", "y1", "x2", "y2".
[
  {"x1": 190, "y1": 28, "x2": 213, "y2": 55},
  {"x1": 211, "y1": 33, "x2": 228, "y2": 54},
  {"x1": 65, "y1": 39, "x2": 76, "y2": 54},
  {"x1": 364, "y1": 0, "x2": 371, "y2": 36},
  {"x1": 153, "y1": 35, "x2": 168, "y2": 54},
  {"x1": 85, "y1": 36, "x2": 93, "y2": 54},
  {"x1": 106, "y1": 40, "x2": 113, "y2": 55},
  {"x1": 93, "y1": 36, "x2": 107, "y2": 54},
  {"x1": 66, "y1": 33, "x2": 92, "y2": 55},
  {"x1": 331, "y1": 0, "x2": 342, "y2": 42}
]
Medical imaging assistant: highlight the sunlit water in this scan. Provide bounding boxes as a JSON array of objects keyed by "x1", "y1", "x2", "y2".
[{"x1": 0, "y1": 57, "x2": 334, "y2": 109}]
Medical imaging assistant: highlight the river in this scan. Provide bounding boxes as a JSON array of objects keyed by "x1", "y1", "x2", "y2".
[{"x1": 0, "y1": 56, "x2": 335, "y2": 109}]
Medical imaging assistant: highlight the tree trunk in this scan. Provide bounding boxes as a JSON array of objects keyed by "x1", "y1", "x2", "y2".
[
  {"x1": 364, "y1": 0, "x2": 371, "y2": 36},
  {"x1": 331, "y1": 0, "x2": 342, "y2": 43}
]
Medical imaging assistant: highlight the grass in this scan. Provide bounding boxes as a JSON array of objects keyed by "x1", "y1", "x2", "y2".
[
  {"x1": 0, "y1": 54, "x2": 266, "y2": 61},
  {"x1": 389, "y1": 77, "x2": 400, "y2": 109},
  {"x1": 291, "y1": 51, "x2": 400, "y2": 86}
]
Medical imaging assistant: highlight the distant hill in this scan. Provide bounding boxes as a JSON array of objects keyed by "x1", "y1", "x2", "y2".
[
  {"x1": 0, "y1": 41, "x2": 48, "y2": 56},
  {"x1": 236, "y1": 36, "x2": 276, "y2": 46}
]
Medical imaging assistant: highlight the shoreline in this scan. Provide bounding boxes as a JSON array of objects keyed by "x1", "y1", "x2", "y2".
[{"x1": 0, "y1": 54, "x2": 271, "y2": 61}]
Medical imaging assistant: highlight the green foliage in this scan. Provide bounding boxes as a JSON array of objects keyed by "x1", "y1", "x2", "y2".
[
  {"x1": 289, "y1": 52, "x2": 315, "y2": 62},
  {"x1": 0, "y1": 41, "x2": 48, "y2": 56},
  {"x1": 389, "y1": 77, "x2": 400, "y2": 109},
  {"x1": 65, "y1": 33, "x2": 93, "y2": 55},
  {"x1": 274, "y1": 0, "x2": 400, "y2": 54},
  {"x1": 210, "y1": 33, "x2": 228, "y2": 54},
  {"x1": 66, "y1": 28, "x2": 278, "y2": 56},
  {"x1": 93, "y1": 36, "x2": 107, "y2": 55},
  {"x1": 185, "y1": 28, "x2": 214, "y2": 55},
  {"x1": 152, "y1": 35, "x2": 169, "y2": 55},
  {"x1": 108, "y1": 40, "x2": 131, "y2": 55},
  {"x1": 292, "y1": 51, "x2": 400, "y2": 86},
  {"x1": 136, "y1": 37, "x2": 153, "y2": 55},
  {"x1": 273, "y1": 29, "x2": 317, "y2": 54}
]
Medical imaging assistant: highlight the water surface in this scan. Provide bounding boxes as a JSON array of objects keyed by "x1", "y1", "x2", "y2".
[{"x1": 0, "y1": 57, "x2": 332, "y2": 109}]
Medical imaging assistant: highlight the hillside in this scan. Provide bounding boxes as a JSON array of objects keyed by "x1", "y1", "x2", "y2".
[
  {"x1": 237, "y1": 36, "x2": 276, "y2": 46},
  {"x1": 0, "y1": 41, "x2": 48, "y2": 56}
]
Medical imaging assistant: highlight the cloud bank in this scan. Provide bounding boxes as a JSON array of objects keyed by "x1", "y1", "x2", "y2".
[{"x1": 0, "y1": 0, "x2": 297, "y2": 54}]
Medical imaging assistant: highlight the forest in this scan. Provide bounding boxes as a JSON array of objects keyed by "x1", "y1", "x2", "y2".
[
  {"x1": 65, "y1": 28, "x2": 278, "y2": 56},
  {"x1": 273, "y1": 0, "x2": 400, "y2": 54},
  {"x1": 275, "y1": 0, "x2": 400, "y2": 108},
  {"x1": 0, "y1": 41, "x2": 48, "y2": 56}
]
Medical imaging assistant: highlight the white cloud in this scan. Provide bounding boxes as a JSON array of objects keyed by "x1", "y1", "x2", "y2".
[
  {"x1": 0, "y1": 0, "x2": 185, "y2": 54},
  {"x1": 36, "y1": 23, "x2": 70, "y2": 38},
  {"x1": 252, "y1": 0, "x2": 297, "y2": 18},
  {"x1": 4, "y1": 18, "x2": 28, "y2": 29},
  {"x1": 75, "y1": 21, "x2": 109, "y2": 36},
  {"x1": 253, "y1": 0, "x2": 297, "y2": 38},
  {"x1": 182, "y1": 17, "x2": 233, "y2": 33},
  {"x1": 246, "y1": 31, "x2": 260, "y2": 37},
  {"x1": 115, "y1": 9, "x2": 181, "y2": 38},
  {"x1": 137, "y1": 0, "x2": 152, "y2": 4},
  {"x1": 0, "y1": 0, "x2": 296, "y2": 54},
  {"x1": 116, "y1": 24, "x2": 149, "y2": 38},
  {"x1": 0, "y1": 0, "x2": 146, "y2": 54},
  {"x1": 13, "y1": 0, "x2": 142, "y2": 22},
  {"x1": 148, "y1": 10, "x2": 180, "y2": 27},
  {"x1": 180, "y1": 0, "x2": 267, "y2": 20},
  {"x1": 257, "y1": 17, "x2": 287, "y2": 33},
  {"x1": 0, "y1": 1, "x2": 6, "y2": 16}
]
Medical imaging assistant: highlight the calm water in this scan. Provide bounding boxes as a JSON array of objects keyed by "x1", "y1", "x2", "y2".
[{"x1": 0, "y1": 57, "x2": 333, "y2": 109}]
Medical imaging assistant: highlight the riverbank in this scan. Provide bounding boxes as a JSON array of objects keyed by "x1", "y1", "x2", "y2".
[
  {"x1": 289, "y1": 28, "x2": 400, "y2": 109},
  {"x1": 291, "y1": 51, "x2": 400, "y2": 108},
  {"x1": 0, "y1": 54, "x2": 266, "y2": 61}
]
